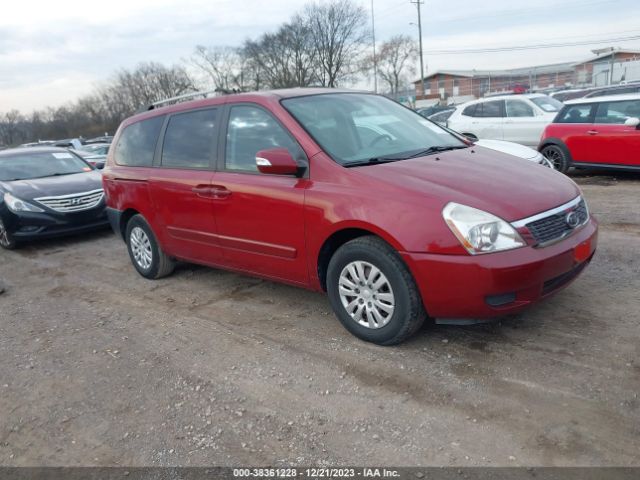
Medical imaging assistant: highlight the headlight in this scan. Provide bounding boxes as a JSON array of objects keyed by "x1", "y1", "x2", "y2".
[
  {"x1": 3, "y1": 192, "x2": 44, "y2": 213},
  {"x1": 442, "y1": 202, "x2": 526, "y2": 255}
]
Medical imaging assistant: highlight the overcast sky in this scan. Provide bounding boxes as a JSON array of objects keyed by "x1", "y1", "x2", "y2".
[{"x1": 1, "y1": 0, "x2": 639, "y2": 112}]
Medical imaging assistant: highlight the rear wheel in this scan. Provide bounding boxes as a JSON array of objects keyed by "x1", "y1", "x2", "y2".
[
  {"x1": 0, "y1": 218, "x2": 17, "y2": 250},
  {"x1": 125, "y1": 215, "x2": 175, "y2": 279},
  {"x1": 326, "y1": 236, "x2": 426, "y2": 345},
  {"x1": 541, "y1": 144, "x2": 570, "y2": 173}
]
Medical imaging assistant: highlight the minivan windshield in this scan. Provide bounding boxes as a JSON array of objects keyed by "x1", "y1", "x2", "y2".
[
  {"x1": 282, "y1": 93, "x2": 467, "y2": 166},
  {"x1": 0, "y1": 150, "x2": 92, "y2": 182}
]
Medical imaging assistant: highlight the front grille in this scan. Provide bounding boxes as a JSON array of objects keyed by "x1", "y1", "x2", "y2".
[
  {"x1": 35, "y1": 189, "x2": 104, "y2": 213},
  {"x1": 524, "y1": 199, "x2": 588, "y2": 246}
]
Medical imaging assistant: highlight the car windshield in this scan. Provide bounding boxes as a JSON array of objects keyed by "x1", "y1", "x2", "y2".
[
  {"x1": 0, "y1": 151, "x2": 91, "y2": 181},
  {"x1": 282, "y1": 93, "x2": 466, "y2": 165},
  {"x1": 530, "y1": 96, "x2": 564, "y2": 112}
]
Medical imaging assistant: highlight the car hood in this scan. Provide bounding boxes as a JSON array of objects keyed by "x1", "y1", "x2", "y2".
[
  {"x1": 354, "y1": 146, "x2": 580, "y2": 222},
  {"x1": 474, "y1": 139, "x2": 540, "y2": 160},
  {"x1": 1, "y1": 171, "x2": 103, "y2": 202}
]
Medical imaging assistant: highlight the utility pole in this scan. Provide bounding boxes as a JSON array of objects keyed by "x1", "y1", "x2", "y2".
[
  {"x1": 410, "y1": 0, "x2": 425, "y2": 99},
  {"x1": 371, "y1": 0, "x2": 378, "y2": 93}
]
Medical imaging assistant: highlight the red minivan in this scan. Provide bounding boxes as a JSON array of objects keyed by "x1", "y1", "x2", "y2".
[
  {"x1": 539, "y1": 93, "x2": 640, "y2": 173},
  {"x1": 103, "y1": 89, "x2": 598, "y2": 345}
]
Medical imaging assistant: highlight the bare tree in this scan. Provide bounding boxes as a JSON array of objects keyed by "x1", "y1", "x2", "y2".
[
  {"x1": 304, "y1": 0, "x2": 369, "y2": 87},
  {"x1": 0, "y1": 62, "x2": 197, "y2": 146},
  {"x1": 190, "y1": 45, "x2": 243, "y2": 92},
  {"x1": 373, "y1": 35, "x2": 418, "y2": 94},
  {"x1": 243, "y1": 15, "x2": 317, "y2": 89},
  {"x1": 104, "y1": 62, "x2": 196, "y2": 113},
  {"x1": 0, "y1": 110, "x2": 27, "y2": 146}
]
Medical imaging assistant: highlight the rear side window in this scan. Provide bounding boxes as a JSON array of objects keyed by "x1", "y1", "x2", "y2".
[
  {"x1": 476, "y1": 101, "x2": 503, "y2": 118},
  {"x1": 595, "y1": 100, "x2": 640, "y2": 124},
  {"x1": 462, "y1": 104, "x2": 477, "y2": 117},
  {"x1": 555, "y1": 104, "x2": 595, "y2": 124},
  {"x1": 114, "y1": 116, "x2": 164, "y2": 167},
  {"x1": 161, "y1": 109, "x2": 217, "y2": 168},
  {"x1": 225, "y1": 105, "x2": 300, "y2": 172}
]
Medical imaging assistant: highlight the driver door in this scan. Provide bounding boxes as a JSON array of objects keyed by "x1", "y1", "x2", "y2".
[{"x1": 211, "y1": 104, "x2": 310, "y2": 285}]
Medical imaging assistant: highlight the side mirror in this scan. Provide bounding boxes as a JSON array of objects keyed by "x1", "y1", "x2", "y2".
[
  {"x1": 624, "y1": 117, "x2": 640, "y2": 128},
  {"x1": 256, "y1": 148, "x2": 301, "y2": 176}
]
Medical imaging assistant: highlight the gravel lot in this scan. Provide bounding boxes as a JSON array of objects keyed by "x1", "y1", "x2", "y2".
[{"x1": 0, "y1": 171, "x2": 639, "y2": 467}]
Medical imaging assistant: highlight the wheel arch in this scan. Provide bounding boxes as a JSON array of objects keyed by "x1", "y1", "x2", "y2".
[
  {"x1": 119, "y1": 208, "x2": 140, "y2": 240},
  {"x1": 316, "y1": 224, "x2": 404, "y2": 292},
  {"x1": 539, "y1": 137, "x2": 573, "y2": 161}
]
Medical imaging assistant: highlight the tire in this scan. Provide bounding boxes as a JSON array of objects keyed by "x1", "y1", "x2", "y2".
[
  {"x1": 541, "y1": 144, "x2": 570, "y2": 173},
  {"x1": 0, "y1": 218, "x2": 17, "y2": 250},
  {"x1": 125, "y1": 214, "x2": 175, "y2": 279},
  {"x1": 326, "y1": 236, "x2": 426, "y2": 345}
]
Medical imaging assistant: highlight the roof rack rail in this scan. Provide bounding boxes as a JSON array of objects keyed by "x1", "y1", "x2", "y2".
[{"x1": 147, "y1": 89, "x2": 221, "y2": 110}]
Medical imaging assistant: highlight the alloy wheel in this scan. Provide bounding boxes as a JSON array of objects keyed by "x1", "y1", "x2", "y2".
[{"x1": 543, "y1": 147, "x2": 563, "y2": 170}]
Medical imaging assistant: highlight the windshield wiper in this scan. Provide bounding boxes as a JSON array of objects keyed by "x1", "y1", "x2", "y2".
[
  {"x1": 404, "y1": 145, "x2": 469, "y2": 159},
  {"x1": 343, "y1": 157, "x2": 402, "y2": 168}
]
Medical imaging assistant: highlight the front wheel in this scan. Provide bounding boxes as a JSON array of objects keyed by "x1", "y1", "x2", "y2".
[
  {"x1": 541, "y1": 144, "x2": 570, "y2": 173},
  {"x1": 326, "y1": 236, "x2": 426, "y2": 345},
  {"x1": 125, "y1": 215, "x2": 175, "y2": 279},
  {"x1": 0, "y1": 218, "x2": 17, "y2": 250}
]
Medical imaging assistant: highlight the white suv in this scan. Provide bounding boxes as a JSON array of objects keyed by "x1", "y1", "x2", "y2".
[{"x1": 447, "y1": 94, "x2": 564, "y2": 146}]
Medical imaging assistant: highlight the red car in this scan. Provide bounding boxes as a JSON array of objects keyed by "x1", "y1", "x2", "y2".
[
  {"x1": 539, "y1": 93, "x2": 640, "y2": 173},
  {"x1": 103, "y1": 89, "x2": 597, "y2": 345}
]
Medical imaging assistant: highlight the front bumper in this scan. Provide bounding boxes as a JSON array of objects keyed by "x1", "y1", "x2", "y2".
[
  {"x1": 2, "y1": 204, "x2": 109, "y2": 241},
  {"x1": 401, "y1": 218, "x2": 598, "y2": 319}
]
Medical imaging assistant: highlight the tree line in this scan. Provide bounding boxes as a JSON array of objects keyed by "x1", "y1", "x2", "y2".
[{"x1": 0, "y1": 0, "x2": 418, "y2": 147}]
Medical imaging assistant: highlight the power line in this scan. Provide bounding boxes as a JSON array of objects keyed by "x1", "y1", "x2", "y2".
[{"x1": 424, "y1": 34, "x2": 640, "y2": 55}]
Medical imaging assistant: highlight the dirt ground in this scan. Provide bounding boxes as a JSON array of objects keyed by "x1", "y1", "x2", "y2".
[{"x1": 0, "y1": 170, "x2": 639, "y2": 467}]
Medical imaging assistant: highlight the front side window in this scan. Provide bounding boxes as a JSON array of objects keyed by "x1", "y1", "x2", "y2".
[
  {"x1": 555, "y1": 104, "x2": 595, "y2": 124},
  {"x1": 114, "y1": 116, "x2": 164, "y2": 167},
  {"x1": 0, "y1": 151, "x2": 91, "y2": 182},
  {"x1": 282, "y1": 93, "x2": 466, "y2": 166},
  {"x1": 225, "y1": 105, "x2": 300, "y2": 172},
  {"x1": 595, "y1": 100, "x2": 640, "y2": 124},
  {"x1": 505, "y1": 100, "x2": 534, "y2": 117},
  {"x1": 161, "y1": 109, "x2": 217, "y2": 168}
]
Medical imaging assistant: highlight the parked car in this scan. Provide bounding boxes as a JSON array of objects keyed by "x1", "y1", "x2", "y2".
[
  {"x1": 81, "y1": 143, "x2": 110, "y2": 156},
  {"x1": 416, "y1": 104, "x2": 452, "y2": 118},
  {"x1": 71, "y1": 149, "x2": 107, "y2": 169},
  {"x1": 539, "y1": 93, "x2": 640, "y2": 173},
  {"x1": 0, "y1": 147, "x2": 109, "y2": 249},
  {"x1": 53, "y1": 138, "x2": 83, "y2": 149},
  {"x1": 426, "y1": 108, "x2": 456, "y2": 126},
  {"x1": 474, "y1": 139, "x2": 554, "y2": 168},
  {"x1": 84, "y1": 135, "x2": 114, "y2": 145},
  {"x1": 437, "y1": 122, "x2": 554, "y2": 168},
  {"x1": 583, "y1": 83, "x2": 640, "y2": 98},
  {"x1": 447, "y1": 94, "x2": 564, "y2": 146},
  {"x1": 73, "y1": 143, "x2": 111, "y2": 169},
  {"x1": 103, "y1": 89, "x2": 597, "y2": 345}
]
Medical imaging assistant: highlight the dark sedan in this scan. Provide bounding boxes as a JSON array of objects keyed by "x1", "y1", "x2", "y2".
[{"x1": 0, "y1": 147, "x2": 109, "y2": 249}]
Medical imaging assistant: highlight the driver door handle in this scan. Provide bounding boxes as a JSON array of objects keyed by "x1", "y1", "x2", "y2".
[
  {"x1": 192, "y1": 185, "x2": 213, "y2": 197},
  {"x1": 587, "y1": 130, "x2": 599, "y2": 135},
  {"x1": 210, "y1": 185, "x2": 232, "y2": 199}
]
